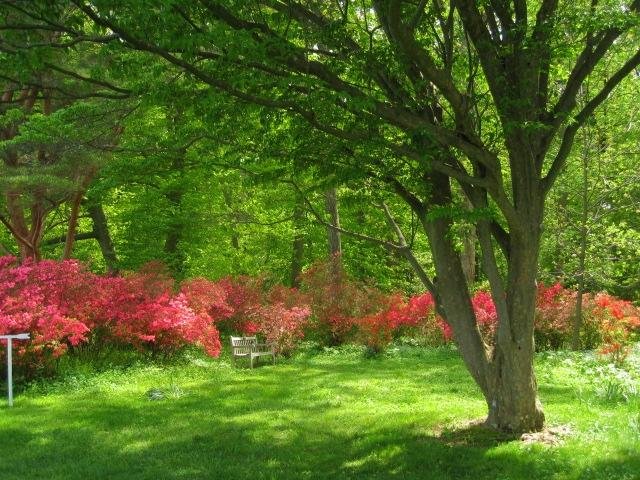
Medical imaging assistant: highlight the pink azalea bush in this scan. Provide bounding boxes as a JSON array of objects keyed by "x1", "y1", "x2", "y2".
[
  {"x1": 2, "y1": 253, "x2": 638, "y2": 376},
  {"x1": 299, "y1": 258, "x2": 389, "y2": 346},
  {"x1": 0, "y1": 257, "x2": 225, "y2": 375}
]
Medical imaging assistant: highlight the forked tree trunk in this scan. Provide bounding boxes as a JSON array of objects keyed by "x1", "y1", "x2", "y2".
[
  {"x1": 419, "y1": 171, "x2": 544, "y2": 432},
  {"x1": 3, "y1": 190, "x2": 45, "y2": 262}
]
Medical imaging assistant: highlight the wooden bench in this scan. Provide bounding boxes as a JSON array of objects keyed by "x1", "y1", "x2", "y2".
[{"x1": 230, "y1": 336, "x2": 275, "y2": 368}]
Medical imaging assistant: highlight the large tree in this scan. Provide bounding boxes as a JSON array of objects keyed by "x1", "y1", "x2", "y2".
[{"x1": 5, "y1": 0, "x2": 639, "y2": 432}]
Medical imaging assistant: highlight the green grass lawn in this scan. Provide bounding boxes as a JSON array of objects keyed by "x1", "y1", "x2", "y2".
[{"x1": 1, "y1": 345, "x2": 639, "y2": 479}]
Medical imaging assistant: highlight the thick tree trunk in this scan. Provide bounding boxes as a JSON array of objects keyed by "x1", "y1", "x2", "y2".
[
  {"x1": 486, "y1": 227, "x2": 545, "y2": 431},
  {"x1": 87, "y1": 203, "x2": 119, "y2": 274},
  {"x1": 420, "y1": 171, "x2": 490, "y2": 391},
  {"x1": 420, "y1": 171, "x2": 544, "y2": 432}
]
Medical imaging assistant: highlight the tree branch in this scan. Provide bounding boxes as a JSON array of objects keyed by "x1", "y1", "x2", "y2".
[{"x1": 542, "y1": 47, "x2": 640, "y2": 193}]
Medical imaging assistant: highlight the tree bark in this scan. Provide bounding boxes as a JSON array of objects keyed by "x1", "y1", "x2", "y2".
[
  {"x1": 222, "y1": 187, "x2": 241, "y2": 250},
  {"x1": 460, "y1": 195, "x2": 477, "y2": 285},
  {"x1": 87, "y1": 202, "x2": 119, "y2": 274},
  {"x1": 62, "y1": 191, "x2": 84, "y2": 260},
  {"x1": 419, "y1": 170, "x2": 545, "y2": 432},
  {"x1": 290, "y1": 194, "x2": 305, "y2": 287},
  {"x1": 324, "y1": 187, "x2": 342, "y2": 282},
  {"x1": 572, "y1": 122, "x2": 598, "y2": 350},
  {"x1": 487, "y1": 227, "x2": 545, "y2": 432},
  {"x1": 163, "y1": 147, "x2": 187, "y2": 277},
  {"x1": 324, "y1": 188, "x2": 342, "y2": 256}
]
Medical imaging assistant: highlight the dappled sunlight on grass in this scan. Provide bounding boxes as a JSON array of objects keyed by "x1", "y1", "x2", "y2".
[{"x1": 1, "y1": 347, "x2": 638, "y2": 479}]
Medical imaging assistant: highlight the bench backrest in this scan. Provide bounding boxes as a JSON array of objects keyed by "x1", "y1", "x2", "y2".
[{"x1": 230, "y1": 336, "x2": 257, "y2": 355}]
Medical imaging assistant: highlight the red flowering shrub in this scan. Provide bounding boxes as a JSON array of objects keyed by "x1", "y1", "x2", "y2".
[
  {"x1": 534, "y1": 283, "x2": 576, "y2": 349},
  {"x1": 252, "y1": 302, "x2": 311, "y2": 356},
  {"x1": 300, "y1": 257, "x2": 391, "y2": 345},
  {"x1": 195, "y1": 277, "x2": 313, "y2": 355},
  {"x1": 534, "y1": 285, "x2": 640, "y2": 353},
  {"x1": 0, "y1": 257, "x2": 96, "y2": 373},
  {"x1": 355, "y1": 292, "x2": 449, "y2": 353},
  {"x1": 471, "y1": 291, "x2": 498, "y2": 340},
  {"x1": 180, "y1": 277, "x2": 233, "y2": 320},
  {"x1": 213, "y1": 276, "x2": 264, "y2": 334},
  {"x1": 355, "y1": 294, "x2": 404, "y2": 353},
  {"x1": 228, "y1": 284, "x2": 311, "y2": 356},
  {"x1": 0, "y1": 257, "x2": 225, "y2": 376},
  {"x1": 5, "y1": 249, "x2": 637, "y2": 375},
  {"x1": 94, "y1": 267, "x2": 223, "y2": 358},
  {"x1": 591, "y1": 293, "x2": 640, "y2": 364}
]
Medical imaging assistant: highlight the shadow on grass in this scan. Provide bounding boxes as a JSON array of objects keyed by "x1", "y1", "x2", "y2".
[{"x1": 0, "y1": 353, "x2": 637, "y2": 480}]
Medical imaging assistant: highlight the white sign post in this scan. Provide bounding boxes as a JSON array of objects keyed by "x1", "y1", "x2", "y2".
[{"x1": 1, "y1": 333, "x2": 30, "y2": 407}]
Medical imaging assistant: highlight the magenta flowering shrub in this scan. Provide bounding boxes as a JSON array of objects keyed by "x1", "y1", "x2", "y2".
[{"x1": 0, "y1": 257, "x2": 224, "y2": 374}]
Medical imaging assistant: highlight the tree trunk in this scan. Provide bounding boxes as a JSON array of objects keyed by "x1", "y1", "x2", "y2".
[
  {"x1": 420, "y1": 171, "x2": 544, "y2": 432},
  {"x1": 572, "y1": 128, "x2": 593, "y2": 350},
  {"x1": 222, "y1": 187, "x2": 240, "y2": 250},
  {"x1": 62, "y1": 191, "x2": 84, "y2": 260},
  {"x1": 324, "y1": 188, "x2": 341, "y2": 256},
  {"x1": 290, "y1": 194, "x2": 305, "y2": 287},
  {"x1": 324, "y1": 187, "x2": 342, "y2": 282},
  {"x1": 460, "y1": 195, "x2": 477, "y2": 285},
  {"x1": 3, "y1": 190, "x2": 41, "y2": 262},
  {"x1": 163, "y1": 150, "x2": 187, "y2": 277},
  {"x1": 87, "y1": 202, "x2": 119, "y2": 274},
  {"x1": 487, "y1": 229, "x2": 545, "y2": 431},
  {"x1": 419, "y1": 173, "x2": 490, "y2": 394}
]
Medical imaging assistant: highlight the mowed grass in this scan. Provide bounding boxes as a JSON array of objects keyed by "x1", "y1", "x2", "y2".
[{"x1": 1, "y1": 346, "x2": 639, "y2": 480}]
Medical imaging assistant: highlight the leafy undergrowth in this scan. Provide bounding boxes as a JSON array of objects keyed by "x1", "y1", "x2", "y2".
[{"x1": 1, "y1": 346, "x2": 639, "y2": 480}]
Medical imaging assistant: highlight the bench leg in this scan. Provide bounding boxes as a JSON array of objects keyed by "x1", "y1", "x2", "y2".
[{"x1": 250, "y1": 355, "x2": 254, "y2": 369}]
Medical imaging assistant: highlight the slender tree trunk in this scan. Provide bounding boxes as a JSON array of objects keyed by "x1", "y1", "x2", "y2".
[
  {"x1": 290, "y1": 194, "x2": 305, "y2": 287},
  {"x1": 572, "y1": 127, "x2": 595, "y2": 350},
  {"x1": 163, "y1": 188, "x2": 185, "y2": 276},
  {"x1": 87, "y1": 203, "x2": 118, "y2": 274},
  {"x1": 222, "y1": 187, "x2": 240, "y2": 250},
  {"x1": 324, "y1": 188, "x2": 341, "y2": 256},
  {"x1": 62, "y1": 191, "x2": 83, "y2": 260},
  {"x1": 324, "y1": 187, "x2": 342, "y2": 282},
  {"x1": 163, "y1": 151, "x2": 186, "y2": 277}
]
